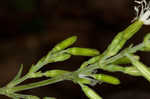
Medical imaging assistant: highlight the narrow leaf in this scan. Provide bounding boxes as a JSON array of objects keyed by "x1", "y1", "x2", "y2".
[
  {"x1": 13, "y1": 64, "x2": 23, "y2": 81},
  {"x1": 7, "y1": 64, "x2": 23, "y2": 87}
]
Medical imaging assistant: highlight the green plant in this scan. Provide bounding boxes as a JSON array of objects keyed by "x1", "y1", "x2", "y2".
[{"x1": 1, "y1": 0, "x2": 150, "y2": 99}]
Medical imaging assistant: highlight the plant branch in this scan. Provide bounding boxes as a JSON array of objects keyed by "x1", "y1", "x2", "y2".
[{"x1": 10, "y1": 73, "x2": 72, "y2": 92}]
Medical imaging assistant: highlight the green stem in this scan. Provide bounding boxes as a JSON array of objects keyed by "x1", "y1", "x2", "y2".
[
  {"x1": 6, "y1": 74, "x2": 29, "y2": 88},
  {"x1": 0, "y1": 88, "x2": 7, "y2": 96},
  {"x1": 10, "y1": 73, "x2": 72, "y2": 92},
  {"x1": 7, "y1": 56, "x2": 53, "y2": 87},
  {"x1": 3, "y1": 43, "x2": 145, "y2": 96},
  {"x1": 102, "y1": 43, "x2": 144, "y2": 65},
  {"x1": 10, "y1": 63, "x2": 99, "y2": 93},
  {"x1": 8, "y1": 43, "x2": 145, "y2": 92},
  {"x1": 100, "y1": 64, "x2": 125, "y2": 72},
  {"x1": 125, "y1": 53, "x2": 150, "y2": 82},
  {"x1": 100, "y1": 64, "x2": 150, "y2": 76},
  {"x1": 31, "y1": 50, "x2": 67, "y2": 73}
]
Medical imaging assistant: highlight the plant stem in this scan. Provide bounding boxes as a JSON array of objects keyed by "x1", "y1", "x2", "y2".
[
  {"x1": 3, "y1": 42, "x2": 145, "y2": 96},
  {"x1": 102, "y1": 43, "x2": 144, "y2": 65},
  {"x1": 10, "y1": 73, "x2": 72, "y2": 92},
  {"x1": 7, "y1": 56, "x2": 53, "y2": 87},
  {"x1": 6, "y1": 74, "x2": 29, "y2": 88},
  {"x1": 10, "y1": 63, "x2": 99, "y2": 93},
  {"x1": 8, "y1": 43, "x2": 144, "y2": 93},
  {"x1": 126, "y1": 53, "x2": 150, "y2": 82}
]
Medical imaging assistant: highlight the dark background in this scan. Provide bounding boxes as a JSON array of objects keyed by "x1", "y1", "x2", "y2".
[{"x1": 1, "y1": 0, "x2": 150, "y2": 99}]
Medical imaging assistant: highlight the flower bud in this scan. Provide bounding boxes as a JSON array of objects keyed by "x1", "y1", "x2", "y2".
[
  {"x1": 124, "y1": 66, "x2": 141, "y2": 76},
  {"x1": 80, "y1": 84, "x2": 102, "y2": 99},
  {"x1": 53, "y1": 53, "x2": 71, "y2": 62},
  {"x1": 80, "y1": 56, "x2": 101, "y2": 69},
  {"x1": 26, "y1": 95, "x2": 40, "y2": 99},
  {"x1": 44, "y1": 70, "x2": 70, "y2": 77},
  {"x1": 51, "y1": 36, "x2": 77, "y2": 52},
  {"x1": 78, "y1": 78, "x2": 92, "y2": 85},
  {"x1": 30, "y1": 71, "x2": 43, "y2": 78},
  {"x1": 67, "y1": 47, "x2": 100, "y2": 56},
  {"x1": 43, "y1": 97, "x2": 56, "y2": 99},
  {"x1": 92, "y1": 74, "x2": 120, "y2": 85}
]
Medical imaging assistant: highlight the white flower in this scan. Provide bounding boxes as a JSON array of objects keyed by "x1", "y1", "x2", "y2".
[{"x1": 133, "y1": 0, "x2": 150, "y2": 25}]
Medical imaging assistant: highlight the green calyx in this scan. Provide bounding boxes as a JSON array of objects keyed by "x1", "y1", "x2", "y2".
[
  {"x1": 103, "y1": 20, "x2": 143, "y2": 57},
  {"x1": 51, "y1": 36, "x2": 77, "y2": 53},
  {"x1": 44, "y1": 70, "x2": 70, "y2": 77},
  {"x1": 79, "y1": 83, "x2": 103, "y2": 99},
  {"x1": 67, "y1": 47, "x2": 100, "y2": 56},
  {"x1": 43, "y1": 97, "x2": 56, "y2": 99},
  {"x1": 92, "y1": 74, "x2": 120, "y2": 85},
  {"x1": 52, "y1": 53, "x2": 71, "y2": 62}
]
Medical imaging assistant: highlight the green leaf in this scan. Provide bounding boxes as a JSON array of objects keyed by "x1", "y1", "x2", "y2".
[
  {"x1": 13, "y1": 64, "x2": 23, "y2": 81},
  {"x1": 7, "y1": 64, "x2": 23, "y2": 87},
  {"x1": 9, "y1": 93, "x2": 40, "y2": 99}
]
